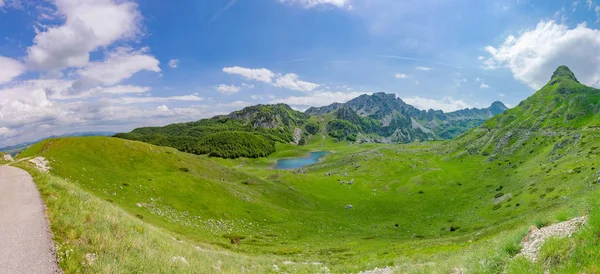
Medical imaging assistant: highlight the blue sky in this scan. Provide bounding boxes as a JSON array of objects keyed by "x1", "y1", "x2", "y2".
[{"x1": 1, "y1": 0, "x2": 600, "y2": 146}]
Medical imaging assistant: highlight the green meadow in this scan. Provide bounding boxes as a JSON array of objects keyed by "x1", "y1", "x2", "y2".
[{"x1": 13, "y1": 67, "x2": 600, "y2": 273}]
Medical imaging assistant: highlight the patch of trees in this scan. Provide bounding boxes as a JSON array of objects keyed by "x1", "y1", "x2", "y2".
[{"x1": 197, "y1": 131, "x2": 276, "y2": 158}]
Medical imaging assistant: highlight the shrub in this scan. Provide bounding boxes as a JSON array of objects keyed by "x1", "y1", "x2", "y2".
[{"x1": 504, "y1": 242, "x2": 522, "y2": 257}]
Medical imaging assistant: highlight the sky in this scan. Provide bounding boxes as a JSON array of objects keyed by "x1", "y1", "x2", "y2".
[{"x1": 1, "y1": 0, "x2": 600, "y2": 146}]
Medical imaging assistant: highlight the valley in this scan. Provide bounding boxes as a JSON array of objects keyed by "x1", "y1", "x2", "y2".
[{"x1": 8, "y1": 66, "x2": 600, "y2": 273}]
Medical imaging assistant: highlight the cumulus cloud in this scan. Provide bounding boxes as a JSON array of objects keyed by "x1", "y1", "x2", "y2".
[
  {"x1": 223, "y1": 66, "x2": 274, "y2": 83},
  {"x1": 273, "y1": 73, "x2": 320, "y2": 92},
  {"x1": 216, "y1": 84, "x2": 241, "y2": 94},
  {"x1": 222, "y1": 66, "x2": 320, "y2": 92},
  {"x1": 168, "y1": 59, "x2": 179, "y2": 68},
  {"x1": 0, "y1": 56, "x2": 25, "y2": 84},
  {"x1": 403, "y1": 96, "x2": 472, "y2": 112},
  {"x1": 77, "y1": 47, "x2": 160, "y2": 86},
  {"x1": 270, "y1": 91, "x2": 369, "y2": 107},
  {"x1": 26, "y1": 0, "x2": 143, "y2": 70},
  {"x1": 156, "y1": 105, "x2": 169, "y2": 112},
  {"x1": 483, "y1": 20, "x2": 600, "y2": 89},
  {"x1": 277, "y1": 0, "x2": 350, "y2": 8},
  {"x1": 416, "y1": 66, "x2": 433, "y2": 71}
]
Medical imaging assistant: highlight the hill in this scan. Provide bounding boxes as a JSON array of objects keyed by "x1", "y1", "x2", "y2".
[
  {"x1": 0, "y1": 131, "x2": 117, "y2": 156},
  {"x1": 116, "y1": 94, "x2": 507, "y2": 158},
  {"x1": 115, "y1": 104, "x2": 308, "y2": 158}
]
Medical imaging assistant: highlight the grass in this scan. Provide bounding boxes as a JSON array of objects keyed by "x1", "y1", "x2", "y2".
[
  {"x1": 15, "y1": 132, "x2": 600, "y2": 273},
  {"x1": 14, "y1": 70, "x2": 600, "y2": 273},
  {"x1": 13, "y1": 161, "x2": 329, "y2": 273}
]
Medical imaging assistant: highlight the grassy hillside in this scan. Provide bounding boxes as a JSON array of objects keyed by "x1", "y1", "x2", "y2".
[
  {"x1": 115, "y1": 104, "x2": 308, "y2": 159},
  {"x1": 16, "y1": 66, "x2": 600, "y2": 272}
]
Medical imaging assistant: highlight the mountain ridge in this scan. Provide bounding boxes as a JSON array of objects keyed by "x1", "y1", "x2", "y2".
[{"x1": 115, "y1": 92, "x2": 508, "y2": 158}]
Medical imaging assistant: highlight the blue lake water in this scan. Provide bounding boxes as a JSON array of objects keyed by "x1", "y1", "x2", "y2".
[{"x1": 275, "y1": 151, "x2": 329, "y2": 170}]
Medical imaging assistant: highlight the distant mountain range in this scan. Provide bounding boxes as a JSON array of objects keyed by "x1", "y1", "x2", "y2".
[
  {"x1": 306, "y1": 92, "x2": 507, "y2": 142},
  {"x1": 0, "y1": 132, "x2": 117, "y2": 155},
  {"x1": 115, "y1": 93, "x2": 507, "y2": 158}
]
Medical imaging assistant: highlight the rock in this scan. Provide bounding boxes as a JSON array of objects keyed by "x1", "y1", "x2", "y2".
[
  {"x1": 348, "y1": 179, "x2": 355, "y2": 185},
  {"x1": 171, "y1": 256, "x2": 189, "y2": 265},
  {"x1": 519, "y1": 216, "x2": 587, "y2": 261},
  {"x1": 28, "y1": 157, "x2": 51, "y2": 172},
  {"x1": 84, "y1": 253, "x2": 97, "y2": 265},
  {"x1": 345, "y1": 204, "x2": 353, "y2": 210},
  {"x1": 2, "y1": 154, "x2": 13, "y2": 162},
  {"x1": 359, "y1": 266, "x2": 395, "y2": 274}
]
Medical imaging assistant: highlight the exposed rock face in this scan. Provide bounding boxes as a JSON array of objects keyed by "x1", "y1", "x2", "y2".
[{"x1": 308, "y1": 92, "x2": 508, "y2": 143}]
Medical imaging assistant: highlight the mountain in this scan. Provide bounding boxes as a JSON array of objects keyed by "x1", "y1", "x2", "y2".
[
  {"x1": 308, "y1": 92, "x2": 508, "y2": 142},
  {"x1": 115, "y1": 104, "x2": 309, "y2": 158},
  {"x1": 0, "y1": 131, "x2": 117, "y2": 156},
  {"x1": 116, "y1": 94, "x2": 507, "y2": 158},
  {"x1": 452, "y1": 65, "x2": 600, "y2": 158}
]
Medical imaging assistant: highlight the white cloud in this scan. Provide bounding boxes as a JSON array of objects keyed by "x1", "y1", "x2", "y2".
[
  {"x1": 77, "y1": 47, "x2": 160, "y2": 86},
  {"x1": 588, "y1": 0, "x2": 593, "y2": 9},
  {"x1": 223, "y1": 66, "x2": 320, "y2": 92},
  {"x1": 92, "y1": 85, "x2": 150, "y2": 94},
  {"x1": 26, "y1": 0, "x2": 143, "y2": 71},
  {"x1": 0, "y1": 86, "x2": 69, "y2": 129},
  {"x1": 499, "y1": 93, "x2": 505, "y2": 97},
  {"x1": 395, "y1": 73, "x2": 408, "y2": 79},
  {"x1": 216, "y1": 84, "x2": 241, "y2": 94},
  {"x1": 0, "y1": 56, "x2": 25, "y2": 84},
  {"x1": 270, "y1": 91, "x2": 369, "y2": 107},
  {"x1": 0, "y1": 127, "x2": 17, "y2": 138},
  {"x1": 223, "y1": 66, "x2": 274, "y2": 83},
  {"x1": 156, "y1": 105, "x2": 169, "y2": 112},
  {"x1": 416, "y1": 66, "x2": 433, "y2": 71},
  {"x1": 477, "y1": 56, "x2": 485, "y2": 61},
  {"x1": 242, "y1": 83, "x2": 255, "y2": 88},
  {"x1": 474, "y1": 77, "x2": 490, "y2": 89},
  {"x1": 483, "y1": 20, "x2": 600, "y2": 89},
  {"x1": 403, "y1": 96, "x2": 472, "y2": 112},
  {"x1": 168, "y1": 59, "x2": 179, "y2": 68},
  {"x1": 113, "y1": 95, "x2": 204, "y2": 104},
  {"x1": 278, "y1": 0, "x2": 350, "y2": 8},
  {"x1": 273, "y1": 73, "x2": 320, "y2": 92}
]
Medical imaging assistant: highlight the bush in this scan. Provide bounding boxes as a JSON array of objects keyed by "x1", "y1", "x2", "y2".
[{"x1": 504, "y1": 242, "x2": 522, "y2": 257}]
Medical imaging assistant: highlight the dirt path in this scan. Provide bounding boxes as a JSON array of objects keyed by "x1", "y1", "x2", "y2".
[{"x1": 0, "y1": 165, "x2": 60, "y2": 273}]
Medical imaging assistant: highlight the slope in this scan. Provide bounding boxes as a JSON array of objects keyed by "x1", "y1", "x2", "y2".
[
  {"x1": 16, "y1": 66, "x2": 600, "y2": 273},
  {"x1": 115, "y1": 104, "x2": 308, "y2": 158}
]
